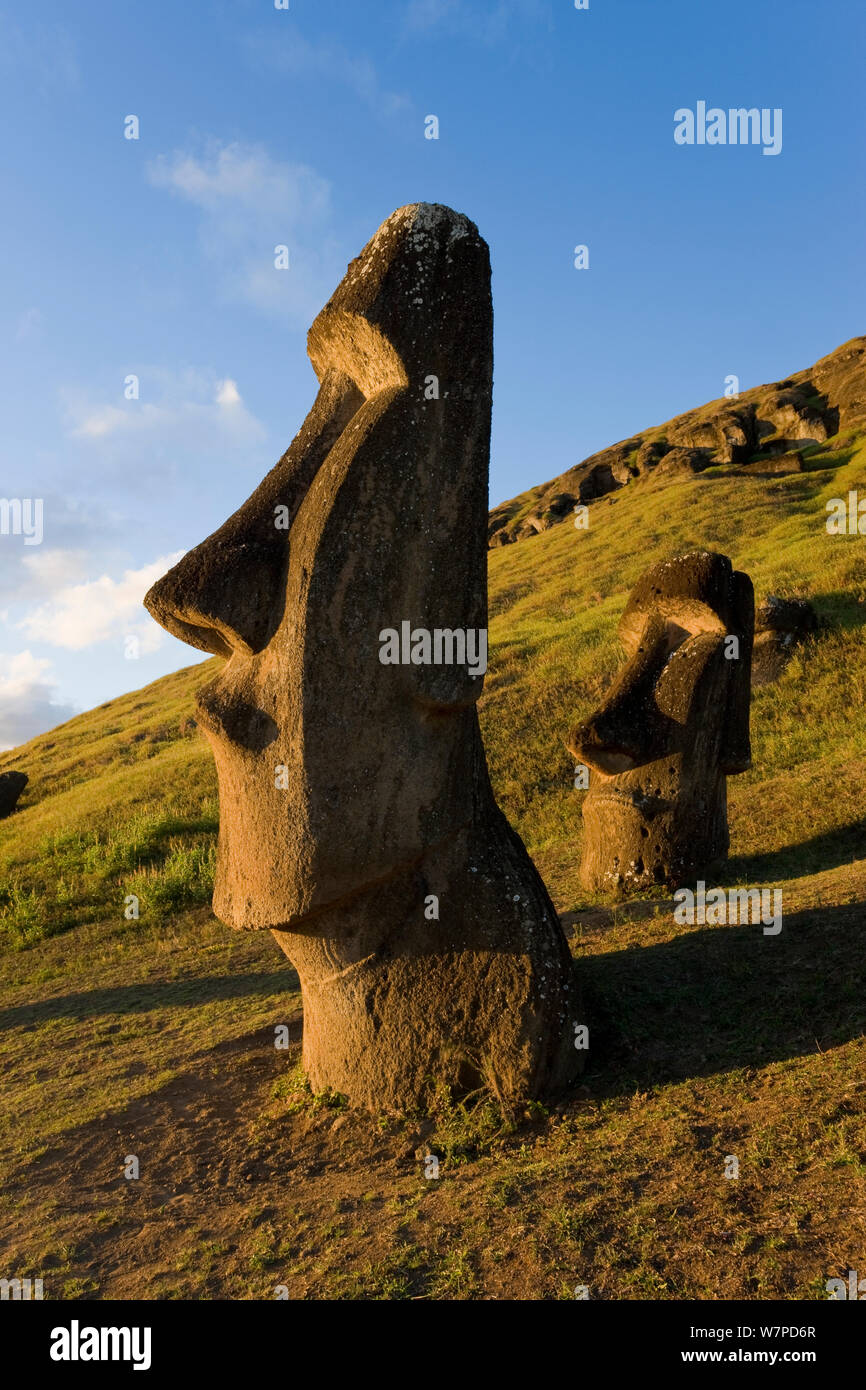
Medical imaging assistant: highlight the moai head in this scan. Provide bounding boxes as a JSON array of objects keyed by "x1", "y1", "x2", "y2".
[
  {"x1": 144, "y1": 204, "x2": 581, "y2": 1109},
  {"x1": 568, "y1": 551, "x2": 754, "y2": 892},
  {"x1": 145, "y1": 204, "x2": 492, "y2": 930}
]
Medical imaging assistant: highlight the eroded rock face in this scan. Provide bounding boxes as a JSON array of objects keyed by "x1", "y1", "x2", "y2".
[
  {"x1": 144, "y1": 203, "x2": 581, "y2": 1110},
  {"x1": 568, "y1": 551, "x2": 754, "y2": 893},
  {"x1": 487, "y1": 336, "x2": 865, "y2": 547},
  {"x1": 0, "y1": 771, "x2": 27, "y2": 819}
]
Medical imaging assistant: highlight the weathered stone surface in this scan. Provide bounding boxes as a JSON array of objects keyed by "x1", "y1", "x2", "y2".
[
  {"x1": 568, "y1": 551, "x2": 754, "y2": 893},
  {"x1": 752, "y1": 595, "x2": 819, "y2": 686},
  {"x1": 739, "y1": 449, "x2": 806, "y2": 475},
  {"x1": 145, "y1": 203, "x2": 581, "y2": 1110},
  {"x1": 651, "y1": 446, "x2": 712, "y2": 478},
  {"x1": 0, "y1": 771, "x2": 27, "y2": 819}
]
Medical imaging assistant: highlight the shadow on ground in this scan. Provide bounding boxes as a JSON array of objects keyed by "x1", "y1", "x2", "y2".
[
  {"x1": 582, "y1": 897, "x2": 866, "y2": 1094},
  {"x1": 725, "y1": 822, "x2": 866, "y2": 883},
  {"x1": 0, "y1": 967, "x2": 300, "y2": 1031}
]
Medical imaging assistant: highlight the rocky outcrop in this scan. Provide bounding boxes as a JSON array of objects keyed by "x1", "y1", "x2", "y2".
[{"x1": 489, "y1": 336, "x2": 866, "y2": 547}]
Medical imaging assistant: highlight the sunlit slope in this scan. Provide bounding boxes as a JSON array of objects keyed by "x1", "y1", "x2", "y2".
[
  {"x1": 480, "y1": 436, "x2": 866, "y2": 903},
  {"x1": 1, "y1": 434, "x2": 864, "y2": 946}
]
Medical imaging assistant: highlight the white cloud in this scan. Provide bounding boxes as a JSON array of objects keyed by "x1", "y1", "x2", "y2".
[
  {"x1": 0, "y1": 650, "x2": 76, "y2": 751},
  {"x1": 18, "y1": 549, "x2": 90, "y2": 597},
  {"x1": 18, "y1": 552, "x2": 185, "y2": 653},
  {"x1": 62, "y1": 369, "x2": 266, "y2": 446},
  {"x1": 147, "y1": 141, "x2": 339, "y2": 320},
  {"x1": 0, "y1": 497, "x2": 121, "y2": 604},
  {"x1": 215, "y1": 377, "x2": 241, "y2": 407}
]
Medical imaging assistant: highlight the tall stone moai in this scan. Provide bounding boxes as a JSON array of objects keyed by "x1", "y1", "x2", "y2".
[
  {"x1": 569, "y1": 551, "x2": 754, "y2": 893},
  {"x1": 145, "y1": 204, "x2": 582, "y2": 1109}
]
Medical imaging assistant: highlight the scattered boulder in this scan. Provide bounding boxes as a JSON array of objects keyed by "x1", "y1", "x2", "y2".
[
  {"x1": 739, "y1": 449, "x2": 806, "y2": 475},
  {"x1": 752, "y1": 595, "x2": 819, "y2": 686},
  {"x1": 651, "y1": 446, "x2": 711, "y2": 478},
  {"x1": 0, "y1": 771, "x2": 27, "y2": 819}
]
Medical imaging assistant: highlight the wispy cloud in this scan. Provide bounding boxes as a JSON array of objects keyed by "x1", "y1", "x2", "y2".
[
  {"x1": 63, "y1": 368, "x2": 265, "y2": 446},
  {"x1": 17, "y1": 549, "x2": 91, "y2": 598},
  {"x1": 0, "y1": 495, "x2": 119, "y2": 602},
  {"x1": 404, "y1": 0, "x2": 551, "y2": 43},
  {"x1": 0, "y1": 650, "x2": 76, "y2": 751},
  {"x1": 405, "y1": 0, "x2": 463, "y2": 29},
  {"x1": 18, "y1": 552, "x2": 185, "y2": 654},
  {"x1": 244, "y1": 23, "x2": 409, "y2": 116},
  {"x1": 147, "y1": 140, "x2": 339, "y2": 320}
]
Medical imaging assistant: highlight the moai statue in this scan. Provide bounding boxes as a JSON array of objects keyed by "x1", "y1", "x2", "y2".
[
  {"x1": 568, "y1": 551, "x2": 754, "y2": 893},
  {"x1": 145, "y1": 204, "x2": 581, "y2": 1109},
  {"x1": 0, "y1": 770, "x2": 27, "y2": 819}
]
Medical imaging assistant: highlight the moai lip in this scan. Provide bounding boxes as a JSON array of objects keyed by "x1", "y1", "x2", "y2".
[
  {"x1": 144, "y1": 203, "x2": 583, "y2": 1110},
  {"x1": 568, "y1": 550, "x2": 754, "y2": 894}
]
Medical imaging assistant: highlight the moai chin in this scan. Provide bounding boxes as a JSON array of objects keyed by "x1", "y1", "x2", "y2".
[
  {"x1": 568, "y1": 551, "x2": 754, "y2": 894},
  {"x1": 145, "y1": 203, "x2": 581, "y2": 1110}
]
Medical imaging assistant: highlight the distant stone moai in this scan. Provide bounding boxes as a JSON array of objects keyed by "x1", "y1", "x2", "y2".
[
  {"x1": 145, "y1": 203, "x2": 582, "y2": 1110},
  {"x1": 568, "y1": 551, "x2": 754, "y2": 893},
  {"x1": 0, "y1": 770, "x2": 27, "y2": 819}
]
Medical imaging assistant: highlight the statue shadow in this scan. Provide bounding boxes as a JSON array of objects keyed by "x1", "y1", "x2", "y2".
[
  {"x1": 723, "y1": 818, "x2": 866, "y2": 883},
  {"x1": 803, "y1": 590, "x2": 866, "y2": 633},
  {"x1": 0, "y1": 967, "x2": 300, "y2": 1032},
  {"x1": 580, "y1": 896, "x2": 866, "y2": 1095}
]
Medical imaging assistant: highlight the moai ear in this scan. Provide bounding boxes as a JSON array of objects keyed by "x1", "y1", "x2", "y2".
[{"x1": 720, "y1": 569, "x2": 755, "y2": 774}]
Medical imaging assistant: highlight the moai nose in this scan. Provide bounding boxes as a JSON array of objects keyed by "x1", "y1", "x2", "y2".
[
  {"x1": 143, "y1": 368, "x2": 364, "y2": 658},
  {"x1": 568, "y1": 613, "x2": 676, "y2": 773}
]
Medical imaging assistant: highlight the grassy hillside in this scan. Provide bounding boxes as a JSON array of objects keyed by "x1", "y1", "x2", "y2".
[
  {"x1": 487, "y1": 334, "x2": 866, "y2": 546},
  {"x1": 1, "y1": 425, "x2": 864, "y2": 1300}
]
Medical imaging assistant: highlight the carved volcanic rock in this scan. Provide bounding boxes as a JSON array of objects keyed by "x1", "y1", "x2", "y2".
[
  {"x1": 145, "y1": 204, "x2": 582, "y2": 1111},
  {"x1": 0, "y1": 770, "x2": 27, "y2": 819},
  {"x1": 568, "y1": 551, "x2": 754, "y2": 893},
  {"x1": 489, "y1": 335, "x2": 866, "y2": 546}
]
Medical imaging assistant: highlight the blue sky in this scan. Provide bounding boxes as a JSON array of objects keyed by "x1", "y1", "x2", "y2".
[{"x1": 1, "y1": 0, "x2": 864, "y2": 745}]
